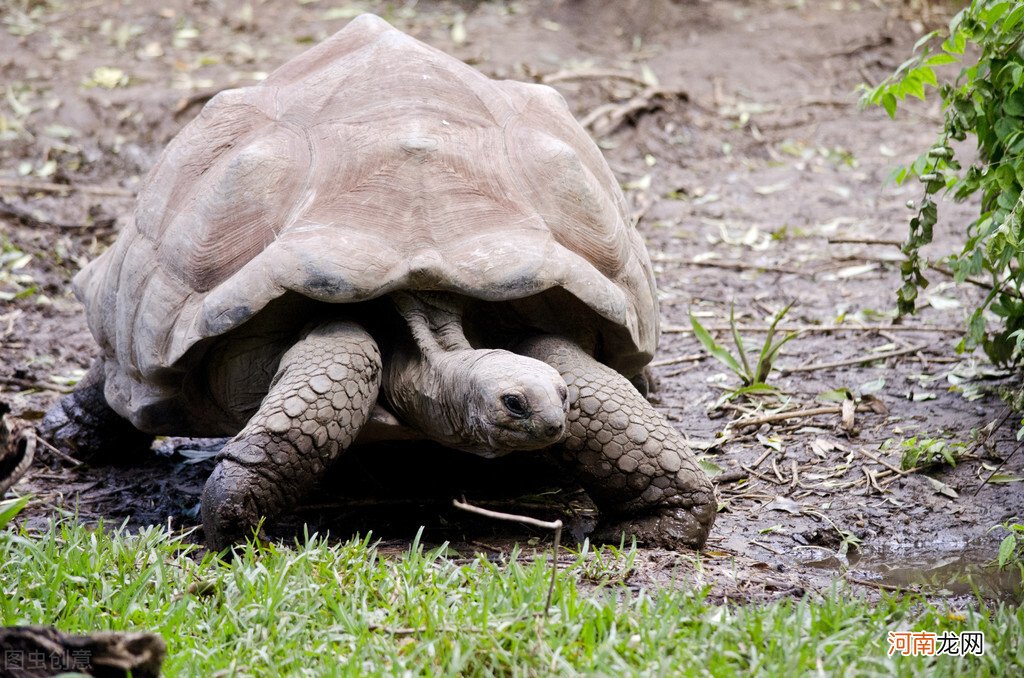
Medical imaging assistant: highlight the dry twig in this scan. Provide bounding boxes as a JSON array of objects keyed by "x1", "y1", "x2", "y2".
[
  {"x1": 779, "y1": 344, "x2": 927, "y2": 374},
  {"x1": 663, "y1": 323, "x2": 962, "y2": 334},
  {"x1": 0, "y1": 177, "x2": 133, "y2": 198},
  {"x1": 452, "y1": 498, "x2": 562, "y2": 614},
  {"x1": 732, "y1": 406, "x2": 843, "y2": 429},
  {"x1": 541, "y1": 68, "x2": 650, "y2": 87}
]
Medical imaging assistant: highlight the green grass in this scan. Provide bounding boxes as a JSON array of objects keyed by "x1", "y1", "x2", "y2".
[{"x1": 1, "y1": 521, "x2": 1022, "y2": 676}]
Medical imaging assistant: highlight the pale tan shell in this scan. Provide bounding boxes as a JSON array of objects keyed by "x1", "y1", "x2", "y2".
[{"x1": 75, "y1": 14, "x2": 659, "y2": 424}]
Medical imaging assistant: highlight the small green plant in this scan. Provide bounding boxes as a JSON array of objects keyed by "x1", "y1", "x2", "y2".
[
  {"x1": 884, "y1": 435, "x2": 969, "y2": 471},
  {"x1": 570, "y1": 539, "x2": 637, "y2": 585},
  {"x1": 996, "y1": 518, "x2": 1024, "y2": 573},
  {"x1": 690, "y1": 302, "x2": 796, "y2": 400},
  {"x1": 860, "y1": 1, "x2": 1024, "y2": 364},
  {"x1": 0, "y1": 495, "x2": 29, "y2": 530},
  {"x1": 0, "y1": 237, "x2": 37, "y2": 302}
]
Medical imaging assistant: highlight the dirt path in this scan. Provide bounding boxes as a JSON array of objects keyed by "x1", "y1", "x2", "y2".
[{"x1": 1, "y1": 0, "x2": 1021, "y2": 604}]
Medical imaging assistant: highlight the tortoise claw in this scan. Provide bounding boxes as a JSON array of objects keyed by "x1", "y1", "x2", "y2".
[
  {"x1": 592, "y1": 502, "x2": 716, "y2": 550},
  {"x1": 201, "y1": 461, "x2": 264, "y2": 553}
]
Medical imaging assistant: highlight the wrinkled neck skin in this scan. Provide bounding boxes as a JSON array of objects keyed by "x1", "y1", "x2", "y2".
[{"x1": 384, "y1": 292, "x2": 569, "y2": 458}]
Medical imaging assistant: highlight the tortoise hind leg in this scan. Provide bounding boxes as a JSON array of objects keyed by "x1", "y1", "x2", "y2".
[
  {"x1": 39, "y1": 359, "x2": 154, "y2": 461},
  {"x1": 201, "y1": 320, "x2": 381, "y2": 551},
  {"x1": 519, "y1": 336, "x2": 716, "y2": 549}
]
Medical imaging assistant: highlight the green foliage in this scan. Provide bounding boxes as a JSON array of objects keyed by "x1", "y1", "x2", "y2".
[
  {"x1": 886, "y1": 435, "x2": 970, "y2": 471},
  {"x1": 0, "y1": 495, "x2": 29, "y2": 530},
  {"x1": 996, "y1": 518, "x2": 1024, "y2": 573},
  {"x1": 1, "y1": 520, "x2": 1021, "y2": 675},
  {"x1": 860, "y1": 1, "x2": 1024, "y2": 364},
  {"x1": 689, "y1": 303, "x2": 796, "y2": 398}
]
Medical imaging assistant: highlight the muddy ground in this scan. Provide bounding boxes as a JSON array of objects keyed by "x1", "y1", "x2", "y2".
[{"x1": 2, "y1": 0, "x2": 1022, "y2": 605}]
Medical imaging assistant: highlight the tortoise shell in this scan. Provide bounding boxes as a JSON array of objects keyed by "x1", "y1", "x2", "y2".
[{"x1": 74, "y1": 14, "x2": 659, "y2": 432}]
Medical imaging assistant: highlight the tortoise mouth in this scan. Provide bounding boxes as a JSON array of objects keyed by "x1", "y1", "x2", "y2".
[{"x1": 488, "y1": 417, "x2": 566, "y2": 450}]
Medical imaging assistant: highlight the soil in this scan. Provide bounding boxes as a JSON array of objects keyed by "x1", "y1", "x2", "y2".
[{"x1": 2, "y1": 0, "x2": 1022, "y2": 605}]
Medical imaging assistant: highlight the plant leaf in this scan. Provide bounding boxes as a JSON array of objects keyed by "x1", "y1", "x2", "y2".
[
  {"x1": 729, "y1": 303, "x2": 752, "y2": 382},
  {"x1": 0, "y1": 495, "x2": 30, "y2": 530},
  {"x1": 998, "y1": 534, "x2": 1016, "y2": 568},
  {"x1": 690, "y1": 313, "x2": 744, "y2": 377}
]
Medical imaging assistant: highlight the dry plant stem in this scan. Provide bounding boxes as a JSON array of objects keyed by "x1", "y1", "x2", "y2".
[
  {"x1": 649, "y1": 353, "x2": 704, "y2": 368},
  {"x1": 827, "y1": 237, "x2": 904, "y2": 246},
  {"x1": 927, "y1": 262, "x2": 1003, "y2": 294},
  {"x1": 663, "y1": 323, "x2": 962, "y2": 334},
  {"x1": 541, "y1": 69, "x2": 650, "y2": 87},
  {"x1": 0, "y1": 177, "x2": 134, "y2": 197},
  {"x1": 0, "y1": 376, "x2": 72, "y2": 394},
  {"x1": 974, "y1": 439, "x2": 1023, "y2": 496},
  {"x1": 732, "y1": 406, "x2": 843, "y2": 429},
  {"x1": 580, "y1": 86, "x2": 686, "y2": 136},
  {"x1": 713, "y1": 468, "x2": 749, "y2": 484},
  {"x1": 843, "y1": 572, "x2": 915, "y2": 593},
  {"x1": 779, "y1": 344, "x2": 927, "y2": 374},
  {"x1": 35, "y1": 435, "x2": 83, "y2": 467},
  {"x1": 0, "y1": 199, "x2": 106, "y2": 231},
  {"x1": 856, "y1": 446, "x2": 907, "y2": 477},
  {"x1": 452, "y1": 498, "x2": 563, "y2": 614},
  {"x1": 741, "y1": 464, "x2": 785, "y2": 486},
  {"x1": 652, "y1": 257, "x2": 801, "y2": 275}
]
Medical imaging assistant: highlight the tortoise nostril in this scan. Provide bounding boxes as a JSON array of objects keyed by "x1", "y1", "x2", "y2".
[{"x1": 546, "y1": 423, "x2": 564, "y2": 438}]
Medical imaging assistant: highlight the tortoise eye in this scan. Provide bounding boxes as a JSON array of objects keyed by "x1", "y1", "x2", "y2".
[{"x1": 501, "y1": 394, "x2": 530, "y2": 419}]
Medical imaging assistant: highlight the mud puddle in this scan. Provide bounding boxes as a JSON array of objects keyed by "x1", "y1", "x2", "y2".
[{"x1": 806, "y1": 542, "x2": 1024, "y2": 602}]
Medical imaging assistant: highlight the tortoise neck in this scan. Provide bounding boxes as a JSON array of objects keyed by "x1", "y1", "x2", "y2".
[
  {"x1": 391, "y1": 291, "x2": 472, "y2": 356},
  {"x1": 385, "y1": 291, "x2": 481, "y2": 450}
]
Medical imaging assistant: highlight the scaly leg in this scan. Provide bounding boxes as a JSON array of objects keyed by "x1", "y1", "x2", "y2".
[
  {"x1": 201, "y1": 320, "x2": 381, "y2": 550},
  {"x1": 39, "y1": 359, "x2": 153, "y2": 461},
  {"x1": 519, "y1": 336, "x2": 716, "y2": 548}
]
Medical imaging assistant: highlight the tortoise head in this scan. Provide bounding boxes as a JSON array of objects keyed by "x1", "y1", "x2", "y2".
[{"x1": 462, "y1": 349, "x2": 569, "y2": 454}]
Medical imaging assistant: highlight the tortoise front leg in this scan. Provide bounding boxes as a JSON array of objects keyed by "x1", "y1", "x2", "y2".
[
  {"x1": 519, "y1": 336, "x2": 716, "y2": 549},
  {"x1": 39, "y1": 359, "x2": 154, "y2": 461},
  {"x1": 201, "y1": 320, "x2": 381, "y2": 551}
]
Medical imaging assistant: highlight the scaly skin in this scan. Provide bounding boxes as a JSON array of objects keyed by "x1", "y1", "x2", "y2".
[
  {"x1": 519, "y1": 336, "x2": 716, "y2": 549},
  {"x1": 39, "y1": 360, "x2": 154, "y2": 461},
  {"x1": 201, "y1": 320, "x2": 381, "y2": 551}
]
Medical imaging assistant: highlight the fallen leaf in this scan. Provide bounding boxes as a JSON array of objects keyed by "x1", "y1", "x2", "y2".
[
  {"x1": 985, "y1": 473, "x2": 1024, "y2": 484},
  {"x1": 861, "y1": 394, "x2": 889, "y2": 414},
  {"x1": 836, "y1": 263, "x2": 879, "y2": 279},
  {"x1": 622, "y1": 175, "x2": 651, "y2": 191},
  {"x1": 640, "y1": 64, "x2": 659, "y2": 87},
  {"x1": 765, "y1": 496, "x2": 802, "y2": 514},
  {"x1": 926, "y1": 295, "x2": 961, "y2": 310},
  {"x1": 817, "y1": 388, "x2": 851, "y2": 403},
  {"x1": 698, "y1": 458, "x2": 724, "y2": 477},
  {"x1": 84, "y1": 66, "x2": 128, "y2": 89},
  {"x1": 450, "y1": 15, "x2": 467, "y2": 44},
  {"x1": 925, "y1": 476, "x2": 959, "y2": 498},
  {"x1": 859, "y1": 377, "x2": 885, "y2": 394},
  {"x1": 841, "y1": 397, "x2": 855, "y2": 431},
  {"x1": 809, "y1": 438, "x2": 836, "y2": 458},
  {"x1": 754, "y1": 182, "x2": 791, "y2": 195}
]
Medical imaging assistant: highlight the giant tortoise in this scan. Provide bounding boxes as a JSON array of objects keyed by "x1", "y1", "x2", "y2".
[{"x1": 42, "y1": 14, "x2": 716, "y2": 550}]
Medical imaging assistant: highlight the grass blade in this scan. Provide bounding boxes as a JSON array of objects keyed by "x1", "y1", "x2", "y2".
[
  {"x1": 0, "y1": 495, "x2": 30, "y2": 530},
  {"x1": 690, "y1": 313, "x2": 744, "y2": 377},
  {"x1": 754, "y1": 302, "x2": 795, "y2": 383},
  {"x1": 729, "y1": 303, "x2": 752, "y2": 383}
]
